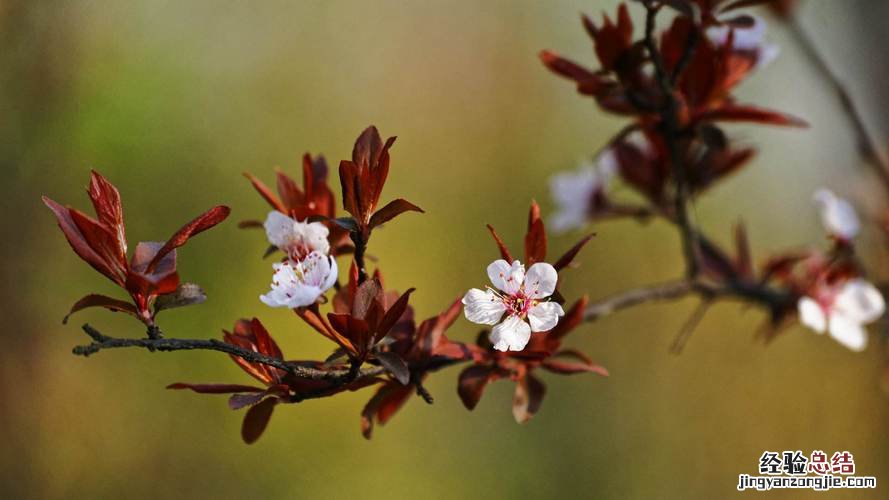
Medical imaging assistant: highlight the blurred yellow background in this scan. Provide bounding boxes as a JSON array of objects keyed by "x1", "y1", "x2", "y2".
[{"x1": 2, "y1": 0, "x2": 888, "y2": 498}]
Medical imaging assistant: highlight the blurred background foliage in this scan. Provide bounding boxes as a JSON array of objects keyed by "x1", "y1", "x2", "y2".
[{"x1": 2, "y1": 0, "x2": 889, "y2": 498}]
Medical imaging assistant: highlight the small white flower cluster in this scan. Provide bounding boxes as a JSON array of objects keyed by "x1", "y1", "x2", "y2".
[
  {"x1": 260, "y1": 211, "x2": 338, "y2": 309},
  {"x1": 797, "y1": 189, "x2": 884, "y2": 351}
]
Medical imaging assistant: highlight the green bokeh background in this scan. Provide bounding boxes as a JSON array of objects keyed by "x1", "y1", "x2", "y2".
[{"x1": 2, "y1": 1, "x2": 888, "y2": 498}]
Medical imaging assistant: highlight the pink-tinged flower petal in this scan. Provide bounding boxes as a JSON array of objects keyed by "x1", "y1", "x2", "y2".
[
  {"x1": 833, "y1": 279, "x2": 885, "y2": 325},
  {"x1": 797, "y1": 296, "x2": 826, "y2": 334},
  {"x1": 487, "y1": 259, "x2": 524, "y2": 295},
  {"x1": 827, "y1": 314, "x2": 868, "y2": 352},
  {"x1": 490, "y1": 315, "x2": 531, "y2": 352},
  {"x1": 462, "y1": 288, "x2": 506, "y2": 326},
  {"x1": 527, "y1": 301, "x2": 565, "y2": 332},
  {"x1": 813, "y1": 189, "x2": 860, "y2": 240},
  {"x1": 524, "y1": 262, "x2": 558, "y2": 299},
  {"x1": 263, "y1": 211, "x2": 330, "y2": 257}
]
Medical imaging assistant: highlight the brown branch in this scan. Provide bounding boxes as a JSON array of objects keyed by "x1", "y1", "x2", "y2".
[
  {"x1": 642, "y1": 1, "x2": 700, "y2": 278},
  {"x1": 73, "y1": 323, "x2": 387, "y2": 382},
  {"x1": 787, "y1": 16, "x2": 889, "y2": 194},
  {"x1": 584, "y1": 280, "x2": 700, "y2": 321}
]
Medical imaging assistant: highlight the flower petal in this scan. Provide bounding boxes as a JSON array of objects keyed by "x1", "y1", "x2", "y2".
[
  {"x1": 524, "y1": 262, "x2": 559, "y2": 299},
  {"x1": 798, "y1": 296, "x2": 826, "y2": 333},
  {"x1": 264, "y1": 211, "x2": 297, "y2": 249},
  {"x1": 833, "y1": 279, "x2": 885, "y2": 324},
  {"x1": 487, "y1": 259, "x2": 525, "y2": 295},
  {"x1": 490, "y1": 315, "x2": 532, "y2": 352},
  {"x1": 527, "y1": 301, "x2": 565, "y2": 332},
  {"x1": 462, "y1": 288, "x2": 506, "y2": 326},
  {"x1": 813, "y1": 189, "x2": 860, "y2": 240},
  {"x1": 260, "y1": 261, "x2": 323, "y2": 308},
  {"x1": 828, "y1": 314, "x2": 868, "y2": 352}
]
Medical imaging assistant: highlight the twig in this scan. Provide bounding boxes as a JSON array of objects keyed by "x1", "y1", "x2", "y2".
[
  {"x1": 351, "y1": 231, "x2": 369, "y2": 283},
  {"x1": 74, "y1": 323, "x2": 386, "y2": 381},
  {"x1": 642, "y1": 1, "x2": 700, "y2": 278},
  {"x1": 787, "y1": 16, "x2": 889, "y2": 194},
  {"x1": 669, "y1": 299, "x2": 711, "y2": 354},
  {"x1": 584, "y1": 280, "x2": 701, "y2": 321}
]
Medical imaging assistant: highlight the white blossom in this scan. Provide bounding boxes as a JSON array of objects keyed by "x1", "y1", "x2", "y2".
[
  {"x1": 462, "y1": 259, "x2": 565, "y2": 351},
  {"x1": 813, "y1": 189, "x2": 860, "y2": 241},
  {"x1": 797, "y1": 279, "x2": 885, "y2": 351},
  {"x1": 707, "y1": 15, "x2": 779, "y2": 69},
  {"x1": 264, "y1": 211, "x2": 330, "y2": 260},
  {"x1": 260, "y1": 251, "x2": 338, "y2": 309},
  {"x1": 549, "y1": 152, "x2": 616, "y2": 233}
]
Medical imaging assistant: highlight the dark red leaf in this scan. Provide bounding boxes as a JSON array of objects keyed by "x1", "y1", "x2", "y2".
[
  {"x1": 699, "y1": 105, "x2": 808, "y2": 127},
  {"x1": 69, "y1": 208, "x2": 129, "y2": 280},
  {"x1": 553, "y1": 233, "x2": 595, "y2": 271},
  {"x1": 369, "y1": 198, "x2": 424, "y2": 229},
  {"x1": 243, "y1": 172, "x2": 286, "y2": 213},
  {"x1": 352, "y1": 279, "x2": 384, "y2": 320},
  {"x1": 275, "y1": 169, "x2": 303, "y2": 211},
  {"x1": 166, "y1": 383, "x2": 265, "y2": 394},
  {"x1": 734, "y1": 222, "x2": 753, "y2": 279},
  {"x1": 457, "y1": 365, "x2": 495, "y2": 410},
  {"x1": 524, "y1": 201, "x2": 547, "y2": 265},
  {"x1": 539, "y1": 50, "x2": 607, "y2": 95},
  {"x1": 153, "y1": 282, "x2": 206, "y2": 312},
  {"x1": 512, "y1": 374, "x2": 545, "y2": 424},
  {"x1": 374, "y1": 351, "x2": 410, "y2": 385},
  {"x1": 542, "y1": 349, "x2": 609, "y2": 376},
  {"x1": 486, "y1": 224, "x2": 513, "y2": 262},
  {"x1": 338, "y1": 160, "x2": 360, "y2": 218},
  {"x1": 63, "y1": 294, "x2": 140, "y2": 324},
  {"x1": 146, "y1": 205, "x2": 230, "y2": 273},
  {"x1": 87, "y1": 170, "x2": 127, "y2": 261},
  {"x1": 43, "y1": 196, "x2": 123, "y2": 284},
  {"x1": 360, "y1": 382, "x2": 413, "y2": 439},
  {"x1": 376, "y1": 288, "x2": 415, "y2": 341},
  {"x1": 237, "y1": 219, "x2": 263, "y2": 229},
  {"x1": 241, "y1": 397, "x2": 277, "y2": 444},
  {"x1": 229, "y1": 392, "x2": 268, "y2": 410}
]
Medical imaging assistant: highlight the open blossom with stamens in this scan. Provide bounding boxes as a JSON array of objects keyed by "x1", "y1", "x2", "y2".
[
  {"x1": 260, "y1": 251, "x2": 338, "y2": 308},
  {"x1": 462, "y1": 260, "x2": 565, "y2": 352},
  {"x1": 549, "y1": 151, "x2": 616, "y2": 233},
  {"x1": 797, "y1": 279, "x2": 885, "y2": 352},
  {"x1": 264, "y1": 211, "x2": 330, "y2": 260},
  {"x1": 813, "y1": 188, "x2": 860, "y2": 241}
]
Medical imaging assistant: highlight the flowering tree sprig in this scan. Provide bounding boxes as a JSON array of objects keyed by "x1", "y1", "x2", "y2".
[{"x1": 48, "y1": 0, "x2": 889, "y2": 446}]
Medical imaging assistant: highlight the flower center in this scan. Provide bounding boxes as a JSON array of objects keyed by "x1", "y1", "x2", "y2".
[{"x1": 490, "y1": 287, "x2": 538, "y2": 318}]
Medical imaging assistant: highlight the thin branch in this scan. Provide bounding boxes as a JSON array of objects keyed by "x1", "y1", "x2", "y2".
[
  {"x1": 74, "y1": 324, "x2": 386, "y2": 381},
  {"x1": 787, "y1": 16, "x2": 889, "y2": 194},
  {"x1": 584, "y1": 280, "x2": 701, "y2": 321},
  {"x1": 669, "y1": 299, "x2": 711, "y2": 354},
  {"x1": 642, "y1": 1, "x2": 700, "y2": 278}
]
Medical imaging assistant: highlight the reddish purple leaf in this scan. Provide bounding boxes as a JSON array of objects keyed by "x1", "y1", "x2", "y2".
[
  {"x1": 63, "y1": 294, "x2": 140, "y2": 324},
  {"x1": 243, "y1": 172, "x2": 285, "y2": 213},
  {"x1": 87, "y1": 170, "x2": 127, "y2": 259},
  {"x1": 457, "y1": 365, "x2": 495, "y2": 410},
  {"x1": 553, "y1": 233, "x2": 595, "y2": 271},
  {"x1": 241, "y1": 397, "x2": 277, "y2": 444},
  {"x1": 369, "y1": 198, "x2": 424, "y2": 229},
  {"x1": 486, "y1": 224, "x2": 513, "y2": 262},
  {"x1": 166, "y1": 383, "x2": 265, "y2": 394},
  {"x1": 512, "y1": 374, "x2": 545, "y2": 424},
  {"x1": 146, "y1": 205, "x2": 230, "y2": 273}
]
